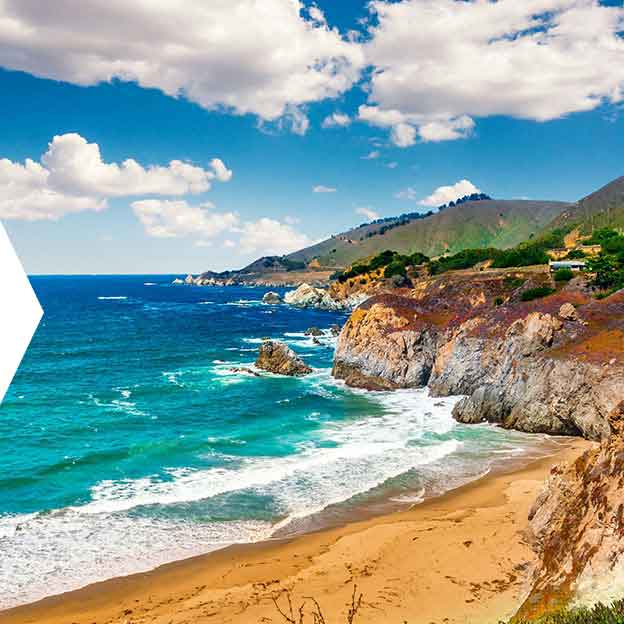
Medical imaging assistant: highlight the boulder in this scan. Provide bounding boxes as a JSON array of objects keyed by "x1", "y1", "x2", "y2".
[
  {"x1": 262, "y1": 291, "x2": 282, "y2": 304},
  {"x1": 255, "y1": 340, "x2": 312, "y2": 376},
  {"x1": 330, "y1": 324, "x2": 341, "y2": 336},
  {"x1": 305, "y1": 327, "x2": 323, "y2": 336},
  {"x1": 184, "y1": 274, "x2": 195, "y2": 285},
  {"x1": 559, "y1": 302, "x2": 579, "y2": 322},
  {"x1": 284, "y1": 283, "x2": 327, "y2": 307}
]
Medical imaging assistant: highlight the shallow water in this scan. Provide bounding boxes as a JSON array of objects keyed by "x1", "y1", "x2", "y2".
[{"x1": 0, "y1": 276, "x2": 554, "y2": 608}]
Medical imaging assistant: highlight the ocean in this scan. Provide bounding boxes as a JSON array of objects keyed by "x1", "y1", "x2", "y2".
[{"x1": 0, "y1": 276, "x2": 555, "y2": 608}]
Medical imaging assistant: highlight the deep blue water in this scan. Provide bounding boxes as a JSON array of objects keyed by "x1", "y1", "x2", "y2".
[{"x1": 0, "y1": 276, "x2": 551, "y2": 607}]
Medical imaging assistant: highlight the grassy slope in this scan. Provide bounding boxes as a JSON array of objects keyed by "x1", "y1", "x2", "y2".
[
  {"x1": 287, "y1": 200, "x2": 568, "y2": 269},
  {"x1": 546, "y1": 176, "x2": 624, "y2": 234}
]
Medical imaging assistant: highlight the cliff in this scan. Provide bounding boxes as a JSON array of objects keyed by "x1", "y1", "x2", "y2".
[
  {"x1": 516, "y1": 401, "x2": 624, "y2": 619},
  {"x1": 333, "y1": 269, "x2": 624, "y2": 440}
]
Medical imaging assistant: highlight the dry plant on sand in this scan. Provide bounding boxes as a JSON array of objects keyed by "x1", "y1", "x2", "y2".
[{"x1": 268, "y1": 584, "x2": 363, "y2": 624}]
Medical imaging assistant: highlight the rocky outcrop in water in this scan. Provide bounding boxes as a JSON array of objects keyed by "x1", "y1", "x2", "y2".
[
  {"x1": 284, "y1": 283, "x2": 369, "y2": 311},
  {"x1": 255, "y1": 340, "x2": 312, "y2": 376},
  {"x1": 333, "y1": 270, "x2": 624, "y2": 439},
  {"x1": 516, "y1": 402, "x2": 624, "y2": 618},
  {"x1": 262, "y1": 291, "x2": 282, "y2": 304}
]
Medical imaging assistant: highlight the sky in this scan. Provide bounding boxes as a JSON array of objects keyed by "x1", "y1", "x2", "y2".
[{"x1": 0, "y1": 0, "x2": 623, "y2": 275}]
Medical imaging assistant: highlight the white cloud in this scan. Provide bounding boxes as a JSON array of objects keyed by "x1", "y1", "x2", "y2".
[
  {"x1": 362, "y1": 0, "x2": 624, "y2": 143},
  {"x1": 210, "y1": 159, "x2": 233, "y2": 183},
  {"x1": 239, "y1": 217, "x2": 312, "y2": 255},
  {"x1": 391, "y1": 123, "x2": 417, "y2": 147},
  {"x1": 356, "y1": 206, "x2": 379, "y2": 221},
  {"x1": 418, "y1": 117, "x2": 475, "y2": 143},
  {"x1": 386, "y1": 162, "x2": 398, "y2": 169},
  {"x1": 394, "y1": 186, "x2": 418, "y2": 201},
  {"x1": 419, "y1": 179, "x2": 480, "y2": 207},
  {"x1": 322, "y1": 112, "x2": 351, "y2": 128},
  {"x1": 131, "y1": 199, "x2": 239, "y2": 240},
  {"x1": 131, "y1": 199, "x2": 313, "y2": 257},
  {"x1": 0, "y1": 134, "x2": 230, "y2": 220},
  {"x1": 0, "y1": 0, "x2": 364, "y2": 130},
  {"x1": 362, "y1": 150, "x2": 381, "y2": 160},
  {"x1": 313, "y1": 185, "x2": 337, "y2": 193}
]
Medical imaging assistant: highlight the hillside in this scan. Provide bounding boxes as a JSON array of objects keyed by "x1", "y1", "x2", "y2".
[
  {"x1": 286, "y1": 200, "x2": 568, "y2": 269},
  {"x1": 546, "y1": 175, "x2": 624, "y2": 233}
]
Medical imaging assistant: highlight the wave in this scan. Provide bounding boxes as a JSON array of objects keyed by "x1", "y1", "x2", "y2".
[{"x1": 97, "y1": 296, "x2": 128, "y2": 300}]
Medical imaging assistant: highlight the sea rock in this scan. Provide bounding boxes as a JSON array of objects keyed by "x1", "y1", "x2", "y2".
[
  {"x1": 229, "y1": 367, "x2": 261, "y2": 377},
  {"x1": 262, "y1": 291, "x2": 282, "y2": 304},
  {"x1": 330, "y1": 324, "x2": 341, "y2": 336},
  {"x1": 255, "y1": 340, "x2": 312, "y2": 376},
  {"x1": 516, "y1": 402, "x2": 624, "y2": 618},
  {"x1": 184, "y1": 274, "x2": 195, "y2": 285},
  {"x1": 284, "y1": 283, "x2": 367, "y2": 311},
  {"x1": 284, "y1": 283, "x2": 327, "y2": 307},
  {"x1": 172, "y1": 278, "x2": 184, "y2": 284},
  {"x1": 305, "y1": 327, "x2": 323, "y2": 336}
]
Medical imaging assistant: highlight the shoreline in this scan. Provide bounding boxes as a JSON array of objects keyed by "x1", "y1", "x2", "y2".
[{"x1": 0, "y1": 436, "x2": 591, "y2": 624}]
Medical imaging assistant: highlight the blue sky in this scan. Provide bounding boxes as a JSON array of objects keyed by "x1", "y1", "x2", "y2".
[{"x1": 0, "y1": 0, "x2": 623, "y2": 274}]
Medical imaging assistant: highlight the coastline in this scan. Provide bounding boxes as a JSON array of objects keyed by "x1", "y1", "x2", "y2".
[{"x1": 0, "y1": 436, "x2": 591, "y2": 624}]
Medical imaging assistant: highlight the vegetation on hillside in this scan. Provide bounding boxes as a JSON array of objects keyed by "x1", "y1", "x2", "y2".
[
  {"x1": 585, "y1": 228, "x2": 624, "y2": 293},
  {"x1": 512, "y1": 599, "x2": 624, "y2": 624},
  {"x1": 334, "y1": 249, "x2": 429, "y2": 283},
  {"x1": 286, "y1": 200, "x2": 567, "y2": 269},
  {"x1": 427, "y1": 229, "x2": 569, "y2": 275}
]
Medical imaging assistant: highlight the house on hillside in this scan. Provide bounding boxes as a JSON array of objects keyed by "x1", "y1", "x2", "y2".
[{"x1": 549, "y1": 260, "x2": 586, "y2": 272}]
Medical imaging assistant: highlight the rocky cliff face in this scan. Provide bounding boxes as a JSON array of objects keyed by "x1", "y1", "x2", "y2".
[
  {"x1": 516, "y1": 402, "x2": 624, "y2": 618},
  {"x1": 333, "y1": 270, "x2": 624, "y2": 440}
]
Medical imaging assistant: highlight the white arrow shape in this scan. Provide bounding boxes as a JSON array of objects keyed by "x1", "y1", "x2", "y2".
[{"x1": 0, "y1": 222, "x2": 43, "y2": 403}]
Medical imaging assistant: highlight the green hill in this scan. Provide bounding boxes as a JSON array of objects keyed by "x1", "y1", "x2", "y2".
[
  {"x1": 545, "y1": 176, "x2": 624, "y2": 234},
  {"x1": 286, "y1": 199, "x2": 569, "y2": 269}
]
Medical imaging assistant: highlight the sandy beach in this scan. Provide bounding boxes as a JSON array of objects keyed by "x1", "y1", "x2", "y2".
[{"x1": 0, "y1": 438, "x2": 591, "y2": 624}]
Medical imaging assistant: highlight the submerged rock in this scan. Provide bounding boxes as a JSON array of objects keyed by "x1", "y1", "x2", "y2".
[
  {"x1": 262, "y1": 291, "x2": 282, "y2": 304},
  {"x1": 255, "y1": 340, "x2": 312, "y2": 376}
]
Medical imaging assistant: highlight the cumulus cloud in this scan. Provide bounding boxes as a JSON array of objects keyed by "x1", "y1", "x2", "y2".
[
  {"x1": 419, "y1": 179, "x2": 480, "y2": 207},
  {"x1": 131, "y1": 199, "x2": 239, "y2": 240},
  {"x1": 239, "y1": 217, "x2": 312, "y2": 255},
  {"x1": 322, "y1": 112, "x2": 351, "y2": 128},
  {"x1": 0, "y1": 134, "x2": 230, "y2": 220},
  {"x1": 361, "y1": 0, "x2": 624, "y2": 144},
  {"x1": 356, "y1": 206, "x2": 379, "y2": 221},
  {"x1": 131, "y1": 199, "x2": 313, "y2": 257},
  {"x1": 390, "y1": 123, "x2": 417, "y2": 147},
  {"x1": 313, "y1": 185, "x2": 337, "y2": 193},
  {"x1": 0, "y1": 0, "x2": 364, "y2": 130}
]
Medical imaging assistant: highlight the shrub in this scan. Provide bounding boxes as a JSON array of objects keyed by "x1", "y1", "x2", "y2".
[
  {"x1": 494, "y1": 296, "x2": 504, "y2": 306},
  {"x1": 566, "y1": 249, "x2": 586, "y2": 259},
  {"x1": 511, "y1": 598, "x2": 624, "y2": 624},
  {"x1": 554, "y1": 268, "x2": 574, "y2": 281},
  {"x1": 521, "y1": 286, "x2": 555, "y2": 301},
  {"x1": 428, "y1": 248, "x2": 499, "y2": 275}
]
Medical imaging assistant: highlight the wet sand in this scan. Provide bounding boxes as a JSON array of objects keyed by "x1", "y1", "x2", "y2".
[{"x1": 0, "y1": 438, "x2": 590, "y2": 624}]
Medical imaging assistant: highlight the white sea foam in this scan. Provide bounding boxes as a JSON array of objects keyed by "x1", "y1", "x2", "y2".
[
  {"x1": 97, "y1": 296, "x2": 127, "y2": 300},
  {"x1": 0, "y1": 511, "x2": 272, "y2": 609},
  {"x1": 1, "y1": 384, "x2": 513, "y2": 610}
]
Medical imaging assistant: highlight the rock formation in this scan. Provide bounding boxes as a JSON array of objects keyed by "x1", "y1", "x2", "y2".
[
  {"x1": 284, "y1": 283, "x2": 368, "y2": 311},
  {"x1": 333, "y1": 270, "x2": 624, "y2": 439},
  {"x1": 262, "y1": 291, "x2": 282, "y2": 304},
  {"x1": 305, "y1": 327, "x2": 323, "y2": 336},
  {"x1": 255, "y1": 340, "x2": 312, "y2": 376},
  {"x1": 516, "y1": 401, "x2": 624, "y2": 619}
]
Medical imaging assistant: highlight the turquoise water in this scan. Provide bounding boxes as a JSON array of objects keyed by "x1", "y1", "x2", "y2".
[{"x1": 0, "y1": 276, "x2": 552, "y2": 608}]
